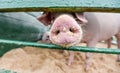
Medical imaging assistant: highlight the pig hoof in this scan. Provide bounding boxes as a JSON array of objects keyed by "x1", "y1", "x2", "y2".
[
  {"x1": 67, "y1": 61, "x2": 72, "y2": 66},
  {"x1": 67, "y1": 63, "x2": 71, "y2": 66},
  {"x1": 85, "y1": 67, "x2": 90, "y2": 72}
]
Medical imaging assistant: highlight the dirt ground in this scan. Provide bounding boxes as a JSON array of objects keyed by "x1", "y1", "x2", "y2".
[{"x1": 0, "y1": 42, "x2": 120, "y2": 73}]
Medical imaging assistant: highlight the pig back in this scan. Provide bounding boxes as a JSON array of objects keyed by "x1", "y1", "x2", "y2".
[{"x1": 84, "y1": 12, "x2": 120, "y2": 41}]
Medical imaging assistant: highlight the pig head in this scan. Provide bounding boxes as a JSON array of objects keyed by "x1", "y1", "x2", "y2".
[{"x1": 38, "y1": 12, "x2": 88, "y2": 47}]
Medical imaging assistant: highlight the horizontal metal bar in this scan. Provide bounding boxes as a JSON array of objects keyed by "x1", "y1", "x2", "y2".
[
  {"x1": 0, "y1": 0, "x2": 120, "y2": 12},
  {"x1": 0, "y1": 39, "x2": 119, "y2": 54}
]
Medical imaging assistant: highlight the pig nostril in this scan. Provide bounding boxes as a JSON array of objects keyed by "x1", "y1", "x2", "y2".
[
  {"x1": 69, "y1": 28, "x2": 77, "y2": 33},
  {"x1": 46, "y1": 35, "x2": 49, "y2": 38},
  {"x1": 55, "y1": 30, "x2": 60, "y2": 35}
]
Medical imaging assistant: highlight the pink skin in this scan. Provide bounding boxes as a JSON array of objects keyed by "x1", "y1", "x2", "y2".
[{"x1": 49, "y1": 14, "x2": 83, "y2": 47}]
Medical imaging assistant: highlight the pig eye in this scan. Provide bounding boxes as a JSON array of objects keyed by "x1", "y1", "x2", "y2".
[
  {"x1": 54, "y1": 30, "x2": 60, "y2": 35},
  {"x1": 69, "y1": 28, "x2": 77, "y2": 33}
]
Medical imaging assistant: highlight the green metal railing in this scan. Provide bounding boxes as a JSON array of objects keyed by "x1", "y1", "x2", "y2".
[{"x1": 0, "y1": 39, "x2": 120, "y2": 55}]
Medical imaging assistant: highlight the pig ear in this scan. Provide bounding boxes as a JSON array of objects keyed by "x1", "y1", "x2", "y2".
[
  {"x1": 75, "y1": 13, "x2": 88, "y2": 24},
  {"x1": 37, "y1": 12, "x2": 52, "y2": 26}
]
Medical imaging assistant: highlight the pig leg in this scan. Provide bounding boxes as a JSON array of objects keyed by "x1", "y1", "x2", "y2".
[
  {"x1": 67, "y1": 51, "x2": 74, "y2": 66},
  {"x1": 106, "y1": 37, "x2": 112, "y2": 48},
  {"x1": 115, "y1": 33, "x2": 120, "y2": 61},
  {"x1": 85, "y1": 52, "x2": 92, "y2": 71},
  {"x1": 85, "y1": 40, "x2": 98, "y2": 71}
]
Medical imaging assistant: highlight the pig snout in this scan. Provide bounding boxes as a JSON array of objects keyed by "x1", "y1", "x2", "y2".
[
  {"x1": 42, "y1": 32, "x2": 51, "y2": 43},
  {"x1": 49, "y1": 14, "x2": 83, "y2": 47}
]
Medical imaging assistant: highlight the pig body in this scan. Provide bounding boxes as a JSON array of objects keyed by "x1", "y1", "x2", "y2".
[
  {"x1": 82, "y1": 12, "x2": 120, "y2": 43},
  {"x1": 80, "y1": 12, "x2": 120, "y2": 70}
]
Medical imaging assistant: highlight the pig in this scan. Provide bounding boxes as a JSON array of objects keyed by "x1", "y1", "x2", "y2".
[
  {"x1": 38, "y1": 12, "x2": 120, "y2": 71},
  {"x1": 38, "y1": 12, "x2": 88, "y2": 68}
]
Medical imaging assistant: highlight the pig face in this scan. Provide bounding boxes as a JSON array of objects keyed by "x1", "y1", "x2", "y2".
[
  {"x1": 49, "y1": 14, "x2": 83, "y2": 47},
  {"x1": 38, "y1": 12, "x2": 87, "y2": 47},
  {"x1": 42, "y1": 31, "x2": 51, "y2": 43}
]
